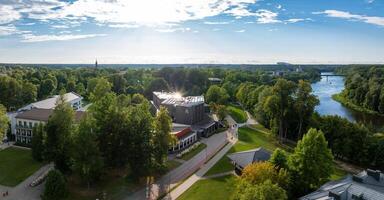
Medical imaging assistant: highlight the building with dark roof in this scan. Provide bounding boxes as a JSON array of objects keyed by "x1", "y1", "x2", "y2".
[
  {"x1": 227, "y1": 147, "x2": 271, "y2": 175},
  {"x1": 15, "y1": 108, "x2": 85, "y2": 144},
  {"x1": 152, "y1": 91, "x2": 205, "y2": 125},
  {"x1": 300, "y1": 169, "x2": 384, "y2": 200}
]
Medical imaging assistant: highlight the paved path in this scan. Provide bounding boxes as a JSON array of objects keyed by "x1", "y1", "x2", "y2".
[
  {"x1": 125, "y1": 131, "x2": 230, "y2": 200},
  {"x1": 202, "y1": 171, "x2": 235, "y2": 180},
  {"x1": 1, "y1": 163, "x2": 53, "y2": 200},
  {"x1": 165, "y1": 138, "x2": 237, "y2": 200}
]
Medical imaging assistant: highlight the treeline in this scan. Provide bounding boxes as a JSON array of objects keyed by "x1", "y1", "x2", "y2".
[
  {"x1": 31, "y1": 81, "x2": 174, "y2": 199},
  {"x1": 232, "y1": 77, "x2": 383, "y2": 169},
  {"x1": 339, "y1": 66, "x2": 384, "y2": 114}
]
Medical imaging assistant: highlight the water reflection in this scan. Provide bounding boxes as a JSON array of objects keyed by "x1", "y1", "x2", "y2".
[{"x1": 312, "y1": 72, "x2": 384, "y2": 130}]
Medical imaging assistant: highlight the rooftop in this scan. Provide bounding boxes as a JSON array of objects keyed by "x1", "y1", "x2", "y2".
[
  {"x1": 153, "y1": 91, "x2": 204, "y2": 107},
  {"x1": 15, "y1": 108, "x2": 85, "y2": 122},
  {"x1": 227, "y1": 147, "x2": 271, "y2": 169},
  {"x1": 300, "y1": 169, "x2": 384, "y2": 200},
  {"x1": 19, "y1": 92, "x2": 82, "y2": 111}
]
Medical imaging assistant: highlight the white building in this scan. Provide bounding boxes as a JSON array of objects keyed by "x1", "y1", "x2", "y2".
[
  {"x1": 15, "y1": 108, "x2": 85, "y2": 144},
  {"x1": 170, "y1": 124, "x2": 198, "y2": 152},
  {"x1": 8, "y1": 92, "x2": 83, "y2": 138}
]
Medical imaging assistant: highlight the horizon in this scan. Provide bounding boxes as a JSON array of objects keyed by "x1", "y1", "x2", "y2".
[{"x1": 1, "y1": 0, "x2": 384, "y2": 64}]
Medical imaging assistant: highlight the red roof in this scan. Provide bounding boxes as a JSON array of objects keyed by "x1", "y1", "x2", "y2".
[{"x1": 175, "y1": 127, "x2": 192, "y2": 139}]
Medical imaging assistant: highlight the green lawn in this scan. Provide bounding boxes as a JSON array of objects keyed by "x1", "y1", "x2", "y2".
[
  {"x1": 227, "y1": 105, "x2": 247, "y2": 123},
  {"x1": 0, "y1": 147, "x2": 44, "y2": 187},
  {"x1": 205, "y1": 126, "x2": 345, "y2": 179},
  {"x1": 177, "y1": 175, "x2": 237, "y2": 200},
  {"x1": 180, "y1": 143, "x2": 207, "y2": 161}
]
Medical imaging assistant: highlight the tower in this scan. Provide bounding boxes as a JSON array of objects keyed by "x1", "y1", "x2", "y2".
[{"x1": 95, "y1": 59, "x2": 98, "y2": 69}]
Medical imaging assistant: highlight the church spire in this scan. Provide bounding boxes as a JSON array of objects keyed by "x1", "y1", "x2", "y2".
[{"x1": 95, "y1": 59, "x2": 98, "y2": 69}]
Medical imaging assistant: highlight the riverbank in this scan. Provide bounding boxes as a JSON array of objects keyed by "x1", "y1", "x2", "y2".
[{"x1": 332, "y1": 93, "x2": 384, "y2": 116}]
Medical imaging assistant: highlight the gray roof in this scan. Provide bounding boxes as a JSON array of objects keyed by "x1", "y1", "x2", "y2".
[
  {"x1": 227, "y1": 147, "x2": 271, "y2": 169},
  {"x1": 15, "y1": 108, "x2": 85, "y2": 122},
  {"x1": 19, "y1": 92, "x2": 82, "y2": 110},
  {"x1": 300, "y1": 169, "x2": 384, "y2": 200},
  {"x1": 153, "y1": 91, "x2": 204, "y2": 107}
]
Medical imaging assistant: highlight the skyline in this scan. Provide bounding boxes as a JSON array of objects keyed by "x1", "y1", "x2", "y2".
[{"x1": 0, "y1": 0, "x2": 383, "y2": 64}]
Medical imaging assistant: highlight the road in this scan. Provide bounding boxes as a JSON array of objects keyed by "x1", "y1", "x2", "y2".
[
  {"x1": 0, "y1": 163, "x2": 53, "y2": 200},
  {"x1": 125, "y1": 130, "x2": 230, "y2": 200}
]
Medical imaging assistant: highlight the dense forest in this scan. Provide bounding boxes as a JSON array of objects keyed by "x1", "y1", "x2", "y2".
[{"x1": 336, "y1": 66, "x2": 384, "y2": 114}]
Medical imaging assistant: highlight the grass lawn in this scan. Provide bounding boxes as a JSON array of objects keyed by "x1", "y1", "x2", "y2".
[
  {"x1": 0, "y1": 147, "x2": 44, "y2": 187},
  {"x1": 227, "y1": 105, "x2": 247, "y2": 123},
  {"x1": 66, "y1": 168, "x2": 146, "y2": 200},
  {"x1": 177, "y1": 175, "x2": 237, "y2": 200},
  {"x1": 205, "y1": 126, "x2": 345, "y2": 179},
  {"x1": 180, "y1": 143, "x2": 207, "y2": 161}
]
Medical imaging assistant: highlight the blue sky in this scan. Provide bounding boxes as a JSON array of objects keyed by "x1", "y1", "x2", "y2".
[{"x1": 0, "y1": 0, "x2": 383, "y2": 64}]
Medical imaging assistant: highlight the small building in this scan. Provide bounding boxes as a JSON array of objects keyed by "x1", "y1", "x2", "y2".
[
  {"x1": 15, "y1": 108, "x2": 85, "y2": 144},
  {"x1": 227, "y1": 147, "x2": 271, "y2": 175},
  {"x1": 300, "y1": 169, "x2": 384, "y2": 200},
  {"x1": 208, "y1": 77, "x2": 222, "y2": 84},
  {"x1": 170, "y1": 125, "x2": 198, "y2": 152}
]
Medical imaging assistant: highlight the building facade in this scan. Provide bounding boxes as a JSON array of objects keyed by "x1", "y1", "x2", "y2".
[
  {"x1": 170, "y1": 127, "x2": 198, "y2": 152},
  {"x1": 15, "y1": 108, "x2": 84, "y2": 145},
  {"x1": 152, "y1": 92, "x2": 204, "y2": 125},
  {"x1": 9, "y1": 92, "x2": 83, "y2": 138}
]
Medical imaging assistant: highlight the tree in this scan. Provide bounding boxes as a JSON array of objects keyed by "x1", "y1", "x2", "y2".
[
  {"x1": 31, "y1": 123, "x2": 45, "y2": 161},
  {"x1": 89, "y1": 78, "x2": 112, "y2": 102},
  {"x1": 269, "y1": 148, "x2": 288, "y2": 170},
  {"x1": 241, "y1": 162, "x2": 289, "y2": 189},
  {"x1": 0, "y1": 104, "x2": 9, "y2": 142},
  {"x1": 45, "y1": 95, "x2": 75, "y2": 173},
  {"x1": 288, "y1": 128, "x2": 334, "y2": 195},
  {"x1": 205, "y1": 85, "x2": 229, "y2": 105},
  {"x1": 109, "y1": 74, "x2": 127, "y2": 94},
  {"x1": 21, "y1": 82, "x2": 37, "y2": 104},
  {"x1": 233, "y1": 180, "x2": 287, "y2": 200},
  {"x1": 39, "y1": 78, "x2": 56, "y2": 98},
  {"x1": 73, "y1": 116, "x2": 103, "y2": 188},
  {"x1": 144, "y1": 78, "x2": 169, "y2": 98},
  {"x1": 42, "y1": 170, "x2": 68, "y2": 200},
  {"x1": 213, "y1": 104, "x2": 228, "y2": 121},
  {"x1": 263, "y1": 79, "x2": 296, "y2": 141},
  {"x1": 294, "y1": 80, "x2": 319, "y2": 139},
  {"x1": 152, "y1": 106, "x2": 174, "y2": 171}
]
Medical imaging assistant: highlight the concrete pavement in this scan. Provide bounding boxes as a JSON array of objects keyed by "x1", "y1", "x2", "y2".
[{"x1": 165, "y1": 137, "x2": 237, "y2": 200}]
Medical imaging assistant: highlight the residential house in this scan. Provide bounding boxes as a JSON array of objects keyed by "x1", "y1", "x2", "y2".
[
  {"x1": 170, "y1": 124, "x2": 198, "y2": 152},
  {"x1": 300, "y1": 169, "x2": 384, "y2": 200},
  {"x1": 227, "y1": 147, "x2": 271, "y2": 175}
]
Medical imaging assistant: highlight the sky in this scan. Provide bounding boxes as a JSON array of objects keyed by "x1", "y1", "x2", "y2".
[{"x1": 0, "y1": 0, "x2": 383, "y2": 64}]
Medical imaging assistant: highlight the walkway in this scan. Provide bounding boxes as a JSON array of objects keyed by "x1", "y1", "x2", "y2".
[
  {"x1": 1, "y1": 163, "x2": 54, "y2": 200},
  {"x1": 165, "y1": 138, "x2": 237, "y2": 200},
  {"x1": 201, "y1": 171, "x2": 235, "y2": 180},
  {"x1": 125, "y1": 130, "x2": 230, "y2": 200}
]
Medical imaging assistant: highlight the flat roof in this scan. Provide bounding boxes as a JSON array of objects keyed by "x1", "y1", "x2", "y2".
[
  {"x1": 16, "y1": 108, "x2": 85, "y2": 122},
  {"x1": 153, "y1": 91, "x2": 204, "y2": 107},
  {"x1": 20, "y1": 92, "x2": 82, "y2": 110}
]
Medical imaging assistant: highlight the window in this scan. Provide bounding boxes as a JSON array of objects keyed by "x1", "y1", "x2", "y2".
[
  {"x1": 29, "y1": 122, "x2": 32, "y2": 128},
  {"x1": 24, "y1": 121, "x2": 27, "y2": 127}
]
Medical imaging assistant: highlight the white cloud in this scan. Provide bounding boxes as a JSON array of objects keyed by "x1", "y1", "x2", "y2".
[
  {"x1": 203, "y1": 21, "x2": 231, "y2": 25},
  {"x1": 108, "y1": 24, "x2": 140, "y2": 28},
  {"x1": 366, "y1": 0, "x2": 374, "y2": 3},
  {"x1": 155, "y1": 27, "x2": 192, "y2": 33},
  {"x1": 255, "y1": 9, "x2": 280, "y2": 24},
  {"x1": 21, "y1": 33, "x2": 106, "y2": 42},
  {"x1": 212, "y1": 28, "x2": 221, "y2": 31},
  {"x1": 51, "y1": 25, "x2": 70, "y2": 29},
  {"x1": 0, "y1": 5, "x2": 21, "y2": 24},
  {"x1": 285, "y1": 18, "x2": 312, "y2": 23},
  {"x1": 0, "y1": 25, "x2": 18, "y2": 36},
  {"x1": 235, "y1": 29, "x2": 245, "y2": 32},
  {"x1": 314, "y1": 10, "x2": 384, "y2": 26},
  {"x1": 276, "y1": 4, "x2": 282, "y2": 9},
  {"x1": 6, "y1": 0, "x2": 258, "y2": 26}
]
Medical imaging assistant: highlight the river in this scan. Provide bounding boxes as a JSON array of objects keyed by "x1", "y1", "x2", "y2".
[{"x1": 311, "y1": 72, "x2": 384, "y2": 131}]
